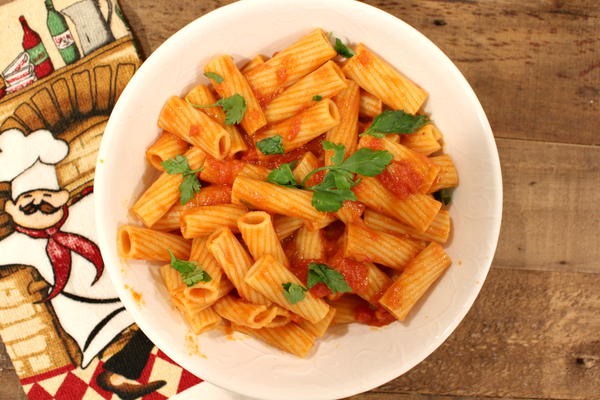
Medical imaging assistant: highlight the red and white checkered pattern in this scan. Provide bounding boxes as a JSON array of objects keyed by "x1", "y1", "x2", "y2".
[{"x1": 21, "y1": 347, "x2": 203, "y2": 400}]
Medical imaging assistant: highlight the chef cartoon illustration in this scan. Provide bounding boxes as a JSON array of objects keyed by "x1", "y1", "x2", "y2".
[{"x1": 0, "y1": 128, "x2": 166, "y2": 399}]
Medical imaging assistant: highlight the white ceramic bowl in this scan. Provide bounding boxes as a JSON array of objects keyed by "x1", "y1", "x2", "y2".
[{"x1": 95, "y1": 0, "x2": 502, "y2": 399}]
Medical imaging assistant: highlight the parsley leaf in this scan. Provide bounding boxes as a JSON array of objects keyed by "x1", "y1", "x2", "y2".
[
  {"x1": 257, "y1": 135, "x2": 285, "y2": 155},
  {"x1": 361, "y1": 110, "x2": 430, "y2": 138},
  {"x1": 334, "y1": 38, "x2": 355, "y2": 58},
  {"x1": 161, "y1": 155, "x2": 190, "y2": 175},
  {"x1": 204, "y1": 71, "x2": 224, "y2": 84},
  {"x1": 339, "y1": 148, "x2": 394, "y2": 177},
  {"x1": 266, "y1": 141, "x2": 392, "y2": 213},
  {"x1": 282, "y1": 282, "x2": 306, "y2": 304},
  {"x1": 323, "y1": 141, "x2": 345, "y2": 165},
  {"x1": 434, "y1": 188, "x2": 453, "y2": 205},
  {"x1": 311, "y1": 189, "x2": 356, "y2": 212},
  {"x1": 307, "y1": 263, "x2": 352, "y2": 294},
  {"x1": 186, "y1": 94, "x2": 247, "y2": 125},
  {"x1": 161, "y1": 155, "x2": 203, "y2": 205},
  {"x1": 217, "y1": 94, "x2": 246, "y2": 125},
  {"x1": 312, "y1": 95, "x2": 323, "y2": 101},
  {"x1": 300, "y1": 142, "x2": 392, "y2": 212},
  {"x1": 267, "y1": 162, "x2": 301, "y2": 188},
  {"x1": 169, "y1": 249, "x2": 212, "y2": 287}
]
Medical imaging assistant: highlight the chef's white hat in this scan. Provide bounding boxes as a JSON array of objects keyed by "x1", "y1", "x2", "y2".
[{"x1": 0, "y1": 129, "x2": 69, "y2": 200}]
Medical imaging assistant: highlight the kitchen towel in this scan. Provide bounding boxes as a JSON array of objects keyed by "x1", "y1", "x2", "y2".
[{"x1": 0, "y1": 0, "x2": 203, "y2": 398}]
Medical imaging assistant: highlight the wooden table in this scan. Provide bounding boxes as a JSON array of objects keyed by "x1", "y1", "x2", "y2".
[{"x1": 2, "y1": 0, "x2": 599, "y2": 399}]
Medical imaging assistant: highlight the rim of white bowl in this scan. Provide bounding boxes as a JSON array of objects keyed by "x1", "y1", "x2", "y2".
[{"x1": 95, "y1": 0, "x2": 503, "y2": 399}]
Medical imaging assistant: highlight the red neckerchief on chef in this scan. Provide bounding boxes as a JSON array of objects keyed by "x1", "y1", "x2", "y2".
[{"x1": 14, "y1": 205, "x2": 104, "y2": 301}]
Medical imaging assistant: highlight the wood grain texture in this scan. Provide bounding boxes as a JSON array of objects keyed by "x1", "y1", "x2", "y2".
[{"x1": 496, "y1": 138, "x2": 600, "y2": 273}]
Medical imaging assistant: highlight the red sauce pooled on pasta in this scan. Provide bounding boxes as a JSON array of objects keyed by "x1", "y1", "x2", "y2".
[
  {"x1": 328, "y1": 250, "x2": 369, "y2": 295},
  {"x1": 203, "y1": 157, "x2": 245, "y2": 185},
  {"x1": 242, "y1": 136, "x2": 325, "y2": 169},
  {"x1": 286, "y1": 115, "x2": 303, "y2": 141},
  {"x1": 354, "y1": 305, "x2": 396, "y2": 327},
  {"x1": 377, "y1": 160, "x2": 423, "y2": 200},
  {"x1": 189, "y1": 125, "x2": 202, "y2": 137},
  {"x1": 187, "y1": 185, "x2": 231, "y2": 207}
]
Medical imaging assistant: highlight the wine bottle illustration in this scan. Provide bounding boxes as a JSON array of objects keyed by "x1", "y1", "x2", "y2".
[
  {"x1": 19, "y1": 15, "x2": 54, "y2": 79},
  {"x1": 45, "y1": 0, "x2": 80, "y2": 65}
]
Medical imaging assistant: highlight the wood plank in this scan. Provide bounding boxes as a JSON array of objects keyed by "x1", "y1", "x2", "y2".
[
  {"x1": 495, "y1": 138, "x2": 600, "y2": 273},
  {"x1": 376, "y1": 267, "x2": 600, "y2": 399},
  {"x1": 349, "y1": 393, "x2": 537, "y2": 400},
  {"x1": 120, "y1": 0, "x2": 600, "y2": 145}
]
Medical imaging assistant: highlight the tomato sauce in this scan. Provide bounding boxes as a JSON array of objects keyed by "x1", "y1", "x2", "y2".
[
  {"x1": 242, "y1": 136, "x2": 326, "y2": 169},
  {"x1": 305, "y1": 169, "x2": 326, "y2": 187},
  {"x1": 354, "y1": 305, "x2": 396, "y2": 327},
  {"x1": 358, "y1": 49, "x2": 373, "y2": 67},
  {"x1": 328, "y1": 250, "x2": 369, "y2": 295},
  {"x1": 361, "y1": 136, "x2": 385, "y2": 150},
  {"x1": 189, "y1": 125, "x2": 202, "y2": 137},
  {"x1": 286, "y1": 115, "x2": 303, "y2": 141},
  {"x1": 377, "y1": 160, "x2": 423, "y2": 200},
  {"x1": 187, "y1": 185, "x2": 232, "y2": 207},
  {"x1": 202, "y1": 157, "x2": 245, "y2": 185}
]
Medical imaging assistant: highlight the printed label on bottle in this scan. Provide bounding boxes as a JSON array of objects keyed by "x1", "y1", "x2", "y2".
[
  {"x1": 53, "y1": 31, "x2": 75, "y2": 49},
  {"x1": 26, "y1": 43, "x2": 49, "y2": 65}
]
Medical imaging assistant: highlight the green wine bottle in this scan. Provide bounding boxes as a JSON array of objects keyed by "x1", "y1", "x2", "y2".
[{"x1": 45, "y1": 0, "x2": 80, "y2": 65}]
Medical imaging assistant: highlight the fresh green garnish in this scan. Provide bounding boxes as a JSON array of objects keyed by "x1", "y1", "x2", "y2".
[
  {"x1": 267, "y1": 162, "x2": 301, "y2": 188},
  {"x1": 161, "y1": 155, "x2": 204, "y2": 205},
  {"x1": 204, "y1": 71, "x2": 224, "y2": 84},
  {"x1": 187, "y1": 94, "x2": 247, "y2": 125},
  {"x1": 302, "y1": 142, "x2": 393, "y2": 212},
  {"x1": 257, "y1": 135, "x2": 285, "y2": 155},
  {"x1": 282, "y1": 282, "x2": 307, "y2": 304},
  {"x1": 307, "y1": 262, "x2": 352, "y2": 294},
  {"x1": 265, "y1": 142, "x2": 392, "y2": 212},
  {"x1": 312, "y1": 95, "x2": 323, "y2": 101},
  {"x1": 361, "y1": 110, "x2": 429, "y2": 138},
  {"x1": 434, "y1": 188, "x2": 453, "y2": 206},
  {"x1": 334, "y1": 38, "x2": 355, "y2": 58},
  {"x1": 168, "y1": 249, "x2": 212, "y2": 287}
]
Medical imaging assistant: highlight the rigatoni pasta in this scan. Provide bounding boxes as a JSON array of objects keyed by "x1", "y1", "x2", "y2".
[
  {"x1": 264, "y1": 60, "x2": 347, "y2": 123},
  {"x1": 120, "y1": 29, "x2": 458, "y2": 358},
  {"x1": 204, "y1": 55, "x2": 267, "y2": 135},
  {"x1": 146, "y1": 132, "x2": 190, "y2": 171},
  {"x1": 158, "y1": 96, "x2": 231, "y2": 159},
  {"x1": 343, "y1": 43, "x2": 428, "y2": 114},
  {"x1": 255, "y1": 99, "x2": 340, "y2": 152}
]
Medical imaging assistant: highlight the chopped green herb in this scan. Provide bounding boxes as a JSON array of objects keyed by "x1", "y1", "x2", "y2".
[
  {"x1": 161, "y1": 155, "x2": 204, "y2": 205},
  {"x1": 307, "y1": 262, "x2": 352, "y2": 294},
  {"x1": 265, "y1": 142, "x2": 393, "y2": 213},
  {"x1": 168, "y1": 249, "x2": 212, "y2": 287},
  {"x1": 257, "y1": 135, "x2": 285, "y2": 155},
  {"x1": 267, "y1": 162, "x2": 301, "y2": 188},
  {"x1": 282, "y1": 282, "x2": 307, "y2": 304},
  {"x1": 187, "y1": 93, "x2": 247, "y2": 125},
  {"x1": 204, "y1": 71, "x2": 224, "y2": 84},
  {"x1": 434, "y1": 188, "x2": 453, "y2": 206},
  {"x1": 334, "y1": 37, "x2": 355, "y2": 58},
  {"x1": 300, "y1": 142, "x2": 392, "y2": 212},
  {"x1": 312, "y1": 95, "x2": 323, "y2": 101},
  {"x1": 360, "y1": 110, "x2": 429, "y2": 138}
]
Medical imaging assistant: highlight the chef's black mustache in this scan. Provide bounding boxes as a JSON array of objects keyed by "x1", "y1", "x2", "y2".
[{"x1": 19, "y1": 201, "x2": 61, "y2": 215}]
